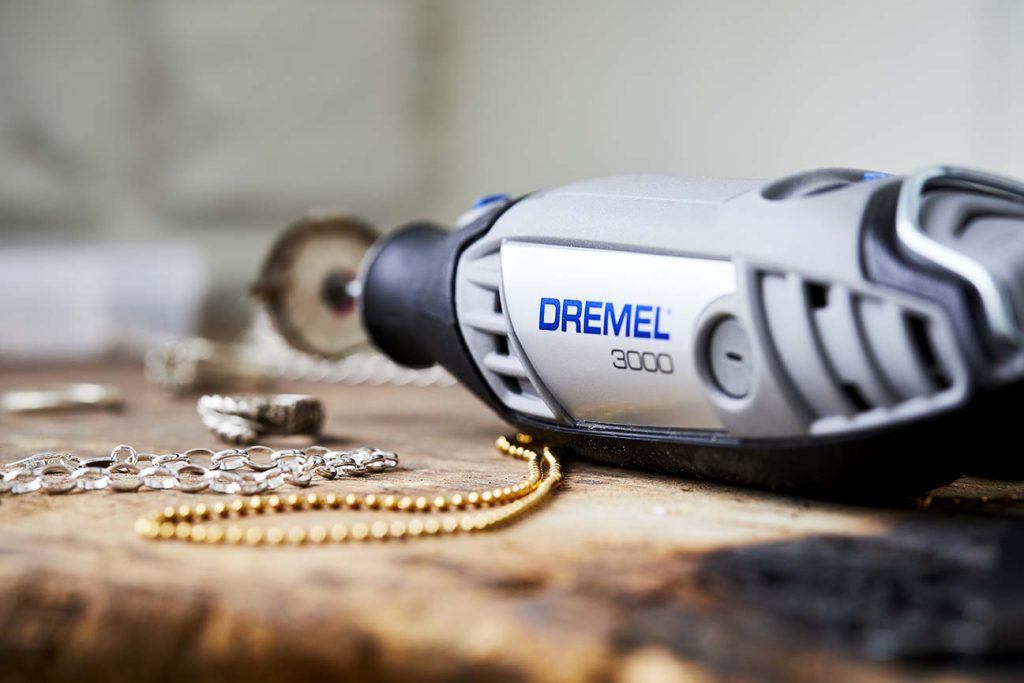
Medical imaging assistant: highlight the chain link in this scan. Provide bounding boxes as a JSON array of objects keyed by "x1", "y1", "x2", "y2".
[
  {"x1": 134, "y1": 434, "x2": 562, "y2": 545},
  {"x1": 0, "y1": 445, "x2": 398, "y2": 496}
]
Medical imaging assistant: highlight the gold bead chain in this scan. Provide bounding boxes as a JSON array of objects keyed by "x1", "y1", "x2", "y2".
[{"x1": 135, "y1": 434, "x2": 562, "y2": 545}]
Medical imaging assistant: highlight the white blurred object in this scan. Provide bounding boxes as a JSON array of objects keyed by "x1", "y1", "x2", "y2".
[{"x1": 0, "y1": 243, "x2": 207, "y2": 361}]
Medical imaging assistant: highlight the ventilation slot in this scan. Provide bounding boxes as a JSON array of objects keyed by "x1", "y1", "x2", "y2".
[
  {"x1": 806, "y1": 281, "x2": 829, "y2": 309},
  {"x1": 494, "y1": 332, "x2": 510, "y2": 356},
  {"x1": 489, "y1": 292, "x2": 521, "y2": 396},
  {"x1": 906, "y1": 314, "x2": 953, "y2": 391},
  {"x1": 841, "y1": 382, "x2": 871, "y2": 412},
  {"x1": 458, "y1": 251, "x2": 555, "y2": 419},
  {"x1": 758, "y1": 271, "x2": 958, "y2": 429}
]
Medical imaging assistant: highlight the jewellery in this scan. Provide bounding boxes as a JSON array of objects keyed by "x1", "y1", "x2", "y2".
[
  {"x1": 145, "y1": 336, "x2": 455, "y2": 394},
  {"x1": 135, "y1": 434, "x2": 562, "y2": 545},
  {"x1": 245, "y1": 336, "x2": 456, "y2": 388},
  {"x1": 1, "y1": 434, "x2": 564, "y2": 545},
  {"x1": 197, "y1": 394, "x2": 325, "y2": 445},
  {"x1": 1, "y1": 383, "x2": 124, "y2": 414},
  {"x1": 0, "y1": 445, "x2": 397, "y2": 496}
]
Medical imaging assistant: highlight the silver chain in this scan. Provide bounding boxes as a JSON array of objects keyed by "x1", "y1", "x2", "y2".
[
  {"x1": 0, "y1": 445, "x2": 398, "y2": 497},
  {"x1": 144, "y1": 336, "x2": 455, "y2": 395},
  {"x1": 271, "y1": 348, "x2": 456, "y2": 387}
]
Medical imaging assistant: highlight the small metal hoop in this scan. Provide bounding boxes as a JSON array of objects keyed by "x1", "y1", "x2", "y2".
[
  {"x1": 212, "y1": 450, "x2": 248, "y2": 471},
  {"x1": 40, "y1": 464, "x2": 76, "y2": 494},
  {"x1": 139, "y1": 465, "x2": 178, "y2": 490},
  {"x1": 243, "y1": 445, "x2": 276, "y2": 471},
  {"x1": 176, "y1": 464, "x2": 211, "y2": 493},
  {"x1": 107, "y1": 463, "x2": 143, "y2": 492},
  {"x1": 204, "y1": 470, "x2": 243, "y2": 495},
  {"x1": 72, "y1": 467, "x2": 110, "y2": 491},
  {"x1": 5, "y1": 468, "x2": 41, "y2": 495}
]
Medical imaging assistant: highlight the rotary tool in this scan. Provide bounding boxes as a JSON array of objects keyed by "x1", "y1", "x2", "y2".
[{"x1": 265, "y1": 166, "x2": 1024, "y2": 496}]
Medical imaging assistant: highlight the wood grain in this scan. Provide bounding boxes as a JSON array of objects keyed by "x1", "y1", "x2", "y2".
[{"x1": 1, "y1": 364, "x2": 1022, "y2": 683}]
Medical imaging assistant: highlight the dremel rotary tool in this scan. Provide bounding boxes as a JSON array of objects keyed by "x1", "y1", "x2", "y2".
[{"x1": 268, "y1": 166, "x2": 1024, "y2": 496}]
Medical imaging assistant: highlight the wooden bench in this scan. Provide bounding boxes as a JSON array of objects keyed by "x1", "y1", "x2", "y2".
[{"x1": 1, "y1": 364, "x2": 1021, "y2": 682}]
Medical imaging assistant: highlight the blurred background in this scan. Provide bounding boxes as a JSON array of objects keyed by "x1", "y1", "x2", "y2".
[{"x1": 2, "y1": 0, "x2": 1023, "y2": 361}]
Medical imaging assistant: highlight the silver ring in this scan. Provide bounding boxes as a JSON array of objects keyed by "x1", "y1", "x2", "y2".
[{"x1": 197, "y1": 394, "x2": 324, "y2": 445}]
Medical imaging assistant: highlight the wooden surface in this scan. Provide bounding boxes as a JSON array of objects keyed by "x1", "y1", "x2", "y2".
[{"x1": 1, "y1": 364, "x2": 1023, "y2": 683}]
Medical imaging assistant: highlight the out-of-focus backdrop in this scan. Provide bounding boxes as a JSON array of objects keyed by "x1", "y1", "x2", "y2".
[{"x1": 2, "y1": 0, "x2": 1023, "y2": 359}]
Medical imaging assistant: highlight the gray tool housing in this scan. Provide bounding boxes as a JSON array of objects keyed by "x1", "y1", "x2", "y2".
[{"x1": 360, "y1": 166, "x2": 1024, "y2": 495}]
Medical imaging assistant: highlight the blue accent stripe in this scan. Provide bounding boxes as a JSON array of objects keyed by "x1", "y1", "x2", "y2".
[{"x1": 472, "y1": 193, "x2": 511, "y2": 209}]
